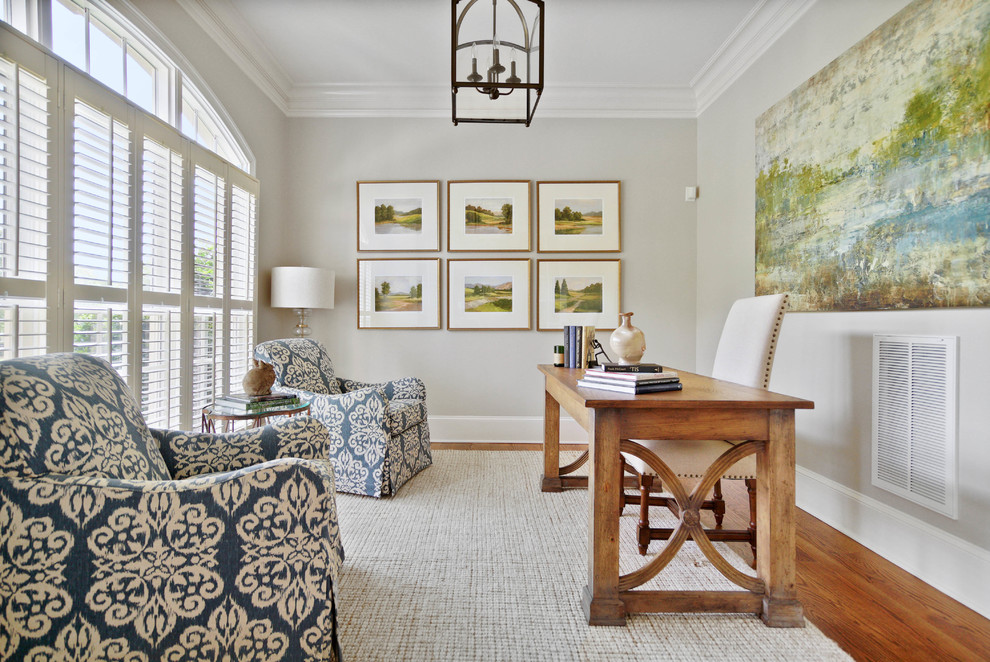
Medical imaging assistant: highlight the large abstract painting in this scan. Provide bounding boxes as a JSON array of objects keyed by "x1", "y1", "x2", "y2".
[{"x1": 755, "y1": 0, "x2": 990, "y2": 311}]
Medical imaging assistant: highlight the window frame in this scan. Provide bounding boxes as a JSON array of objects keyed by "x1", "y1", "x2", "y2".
[
  {"x1": 0, "y1": 20, "x2": 260, "y2": 429},
  {"x1": 2, "y1": 0, "x2": 253, "y2": 173}
]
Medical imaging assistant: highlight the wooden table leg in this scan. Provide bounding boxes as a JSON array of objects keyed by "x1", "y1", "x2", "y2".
[
  {"x1": 757, "y1": 409, "x2": 805, "y2": 627},
  {"x1": 541, "y1": 386, "x2": 563, "y2": 492},
  {"x1": 582, "y1": 408, "x2": 626, "y2": 625}
]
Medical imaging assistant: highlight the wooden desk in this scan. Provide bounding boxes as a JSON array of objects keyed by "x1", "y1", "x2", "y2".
[{"x1": 538, "y1": 365, "x2": 814, "y2": 628}]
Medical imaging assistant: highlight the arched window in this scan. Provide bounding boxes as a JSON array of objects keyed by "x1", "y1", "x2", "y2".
[
  {"x1": 2, "y1": 0, "x2": 252, "y2": 171},
  {"x1": 1, "y1": 1, "x2": 258, "y2": 431}
]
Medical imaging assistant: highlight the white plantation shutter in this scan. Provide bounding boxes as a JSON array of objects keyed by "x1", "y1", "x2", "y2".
[
  {"x1": 229, "y1": 184, "x2": 255, "y2": 301},
  {"x1": 227, "y1": 178, "x2": 257, "y2": 396},
  {"x1": 1, "y1": 26, "x2": 259, "y2": 429},
  {"x1": 228, "y1": 308, "x2": 253, "y2": 394},
  {"x1": 72, "y1": 99, "x2": 130, "y2": 288},
  {"x1": 193, "y1": 165, "x2": 224, "y2": 298},
  {"x1": 192, "y1": 307, "x2": 224, "y2": 413},
  {"x1": 141, "y1": 137, "x2": 182, "y2": 293},
  {"x1": 141, "y1": 304, "x2": 181, "y2": 428},
  {"x1": 0, "y1": 57, "x2": 50, "y2": 282},
  {"x1": 73, "y1": 300, "x2": 128, "y2": 382},
  {"x1": 0, "y1": 296, "x2": 47, "y2": 358}
]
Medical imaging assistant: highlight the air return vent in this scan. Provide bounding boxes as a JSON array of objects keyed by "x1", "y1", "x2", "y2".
[{"x1": 872, "y1": 335, "x2": 958, "y2": 518}]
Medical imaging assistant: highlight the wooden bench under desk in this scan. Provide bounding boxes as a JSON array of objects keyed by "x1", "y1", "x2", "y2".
[{"x1": 537, "y1": 365, "x2": 815, "y2": 628}]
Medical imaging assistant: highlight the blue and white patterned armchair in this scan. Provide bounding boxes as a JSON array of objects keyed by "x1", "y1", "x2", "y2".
[
  {"x1": 254, "y1": 338, "x2": 432, "y2": 498},
  {"x1": 0, "y1": 353, "x2": 343, "y2": 660}
]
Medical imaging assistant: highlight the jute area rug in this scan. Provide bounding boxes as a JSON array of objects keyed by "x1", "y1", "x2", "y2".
[{"x1": 334, "y1": 451, "x2": 851, "y2": 661}]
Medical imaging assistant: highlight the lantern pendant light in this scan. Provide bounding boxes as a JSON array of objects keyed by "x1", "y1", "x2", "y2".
[{"x1": 451, "y1": 0, "x2": 544, "y2": 126}]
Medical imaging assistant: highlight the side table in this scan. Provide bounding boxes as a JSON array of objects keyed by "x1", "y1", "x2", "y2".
[{"x1": 201, "y1": 401, "x2": 311, "y2": 433}]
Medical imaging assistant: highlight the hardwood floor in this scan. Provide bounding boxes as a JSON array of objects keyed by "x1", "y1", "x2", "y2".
[
  {"x1": 431, "y1": 445, "x2": 990, "y2": 661},
  {"x1": 716, "y1": 478, "x2": 990, "y2": 662}
]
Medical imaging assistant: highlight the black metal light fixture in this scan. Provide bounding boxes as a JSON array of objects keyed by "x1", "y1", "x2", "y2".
[{"x1": 452, "y1": 0, "x2": 544, "y2": 126}]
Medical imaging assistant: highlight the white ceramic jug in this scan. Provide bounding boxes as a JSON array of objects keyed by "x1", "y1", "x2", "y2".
[{"x1": 609, "y1": 312, "x2": 646, "y2": 364}]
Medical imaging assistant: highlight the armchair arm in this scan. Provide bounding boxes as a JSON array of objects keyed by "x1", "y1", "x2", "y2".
[
  {"x1": 153, "y1": 416, "x2": 331, "y2": 480},
  {"x1": 339, "y1": 375, "x2": 426, "y2": 401},
  {"x1": 306, "y1": 386, "x2": 390, "y2": 448},
  {"x1": 281, "y1": 386, "x2": 391, "y2": 495},
  {"x1": 0, "y1": 459, "x2": 341, "y2": 660}
]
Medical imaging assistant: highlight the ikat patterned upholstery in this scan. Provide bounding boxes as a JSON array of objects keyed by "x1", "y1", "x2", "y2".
[
  {"x1": 0, "y1": 353, "x2": 343, "y2": 661},
  {"x1": 255, "y1": 338, "x2": 433, "y2": 497},
  {"x1": 0, "y1": 353, "x2": 170, "y2": 481},
  {"x1": 256, "y1": 336, "x2": 342, "y2": 395}
]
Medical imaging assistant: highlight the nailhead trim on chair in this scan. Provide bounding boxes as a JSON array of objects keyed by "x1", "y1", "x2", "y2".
[{"x1": 760, "y1": 293, "x2": 788, "y2": 390}]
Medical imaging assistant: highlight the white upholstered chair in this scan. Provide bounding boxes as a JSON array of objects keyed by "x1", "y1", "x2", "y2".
[{"x1": 623, "y1": 293, "x2": 789, "y2": 564}]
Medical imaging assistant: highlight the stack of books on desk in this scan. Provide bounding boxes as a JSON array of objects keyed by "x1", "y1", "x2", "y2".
[
  {"x1": 213, "y1": 392, "x2": 301, "y2": 414},
  {"x1": 562, "y1": 325, "x2": 596, "y2": 369},
  {"x1": 576, "y1": 363, "x2": 682, "y2": 394}
]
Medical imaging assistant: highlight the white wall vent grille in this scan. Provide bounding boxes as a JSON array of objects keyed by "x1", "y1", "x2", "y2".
[{"x1": 872, "y1": 334, "x2": 958, "y2": 518}]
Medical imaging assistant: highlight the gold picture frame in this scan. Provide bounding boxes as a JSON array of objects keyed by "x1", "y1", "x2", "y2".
[
  {"x1": 537, "y1": 181, "x2": 621, "y2": 252},
  {"x1": 447, "y1": 259, "x2": 531, "y2": 330},
  {"x1": 447, "y1": 180, "x2": 531, "y2": 251},
  {"x1": 536, "y1": 259, "x2": 621, "y2": 331},
  {"x1": 357, "y1": 180, "x2": 441, "y2": 251},
  {"x1": 357, "y1": 258, "x2": 441, "y2": 329}
]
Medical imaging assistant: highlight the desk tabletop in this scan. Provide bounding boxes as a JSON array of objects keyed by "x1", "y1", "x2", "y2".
[{"x1": 539, "y1": 365, "x2": 814, "y2": 411}]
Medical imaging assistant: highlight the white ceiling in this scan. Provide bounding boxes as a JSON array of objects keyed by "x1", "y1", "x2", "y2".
[{"x1": 176, "y1": 0, "x2": 817, "y2": 118}]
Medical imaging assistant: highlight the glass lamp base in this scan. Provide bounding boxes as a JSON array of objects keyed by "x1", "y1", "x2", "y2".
[{"x1": 293, "y1": 308, "x2": 312, "y2": 337}]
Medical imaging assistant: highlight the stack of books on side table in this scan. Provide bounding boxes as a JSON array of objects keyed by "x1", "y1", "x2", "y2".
[
  {"x1": 213, "y1": 392, "x2": 302, "y2": 414},
  {"x1": 576, "y1": 363, "x2": 682, "y2": 394}
]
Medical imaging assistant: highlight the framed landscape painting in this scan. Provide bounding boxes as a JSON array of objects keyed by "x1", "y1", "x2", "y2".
[
  {"x1": 357, "y1": 181, "x2": 440, "y2": 251},
  {"x1": 448, "y1": 180, "x2": 531, "y2": 251},
  {"x1": 447, "y1": 259, "x2": 530, "y2": 330},
  {"x1": 537, "y1": 181, "x2": 621, "y2": 252},
  {"x1": 537, "y1": 259, "x2": 620, "y2": 331},
  {"x1": 357, "y1": 258, "x2": 440, "y2": 329}
]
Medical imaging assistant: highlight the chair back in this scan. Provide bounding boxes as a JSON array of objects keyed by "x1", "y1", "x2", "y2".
[
  {"x1": 254, "y1": 338, "x2": 342, "y2": 395},
  {"x1": 0, "y1": 353, "x2": 170, "y2": 480},
  {"x1": 711, "y1": 293, "x2": 788, "y2": 389}
]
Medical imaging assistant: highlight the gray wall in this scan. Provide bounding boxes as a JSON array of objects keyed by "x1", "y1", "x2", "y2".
[
  {"x1": 696, "y1": 0, "x2": 990, "y2": 552},
  {"x1": 283, "y1": 118, "x2": 698, "y2": 421}
]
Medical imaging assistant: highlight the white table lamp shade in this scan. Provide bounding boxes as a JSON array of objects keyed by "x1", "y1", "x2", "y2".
[{"x1": 271, "y1": 267, "x2": 335, "y2": 310}]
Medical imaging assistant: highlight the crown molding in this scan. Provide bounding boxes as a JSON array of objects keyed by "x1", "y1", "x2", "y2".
[
  {"x1": 175, "y1": 0, "x2": 293, "y2": 114},
  {"x1": 179, "y1": 0, "x2": 815, "y2": 120},
  {"x1": 692, "y1": 0, "x2": 818, "y2": 115},
  {"x1": 286, "y1": 82, "x2": 697, "y2": 119}
]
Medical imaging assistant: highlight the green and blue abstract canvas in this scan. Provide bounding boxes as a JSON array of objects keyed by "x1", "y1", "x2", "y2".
[{"x1": 756, "y1": 0, "x2": 990, "y2": 311}]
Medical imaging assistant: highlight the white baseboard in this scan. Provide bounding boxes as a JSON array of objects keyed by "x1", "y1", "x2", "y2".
[
  {"x1": 428, "y1": 415, "x2": 586, "y2": 444},
  {"x1": 796, "y1": 465, "x2": 990, "y2": 619}
]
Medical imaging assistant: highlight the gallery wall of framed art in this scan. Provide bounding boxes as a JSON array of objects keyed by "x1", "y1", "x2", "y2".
[{"x1": 355, "y1": 179, "x2": 622, "y2": 332}]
